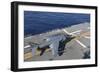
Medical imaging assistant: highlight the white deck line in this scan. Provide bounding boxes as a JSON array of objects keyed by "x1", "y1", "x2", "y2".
[
  {"x1": 70, "y1": 30, "x2": 81, "y2": 34},
  {"x1": 83, "y1": 36, "x2": 90, "y2": 39},
  {"x1": 62, "y1": 29, "x2": 71, "y2": 35},
  {"x1": 62, "y1": 29, "x2": 76, "y2": 36},
  {"x1": 24, "y1": 45, "x2": 30, "y2": 48},
  {"x1": 75, "y1": 39, "x2": 87, "y2": 48}
]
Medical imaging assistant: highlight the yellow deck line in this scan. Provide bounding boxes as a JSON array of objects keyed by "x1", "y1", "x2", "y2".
[{"x1": 24, "y1": 49, "x2": 50, "y2": 60}]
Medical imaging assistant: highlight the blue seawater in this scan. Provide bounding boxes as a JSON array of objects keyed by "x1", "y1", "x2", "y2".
[{"x1": 24, "y1": 11, "x2": 90, "y2": 36}]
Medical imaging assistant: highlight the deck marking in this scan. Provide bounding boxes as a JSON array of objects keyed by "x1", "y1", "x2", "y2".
[
  {"x1": 24, "y1": 45, "x2": 31, "y2": 48},
  {"x1": 70, "y1": 30, "x2": 81, "y2": 34},
  {"x1": 62, "y1": 29, "x2": 76, "y2": 36},
  {"x1": 62, "y1": 29, "x2": 71, "y2": 34},
  {"x1": 83, "y1": 36, "x2": 90, "y2": 39},
  {"x1": 75, "y1": 39, "x2": 87, "y2": 48}
]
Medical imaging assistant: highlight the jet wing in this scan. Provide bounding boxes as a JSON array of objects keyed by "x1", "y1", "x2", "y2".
[{"x1": 49, "y1": 41, "x2": 59, "y2": 57}]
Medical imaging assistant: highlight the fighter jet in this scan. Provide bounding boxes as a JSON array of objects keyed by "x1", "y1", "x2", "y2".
[{"x1": 24, "y1": 34, "x2": 74, "y2": 58}]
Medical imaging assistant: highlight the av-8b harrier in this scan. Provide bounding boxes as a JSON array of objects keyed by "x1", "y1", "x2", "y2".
[{"x1": 24, "y1": 34, "x2": 74, "y2": 58}]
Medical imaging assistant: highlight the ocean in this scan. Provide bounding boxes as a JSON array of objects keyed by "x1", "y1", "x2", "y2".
[{"x1": 24, "y1": 11, "x2": 90, "y2": 36}]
